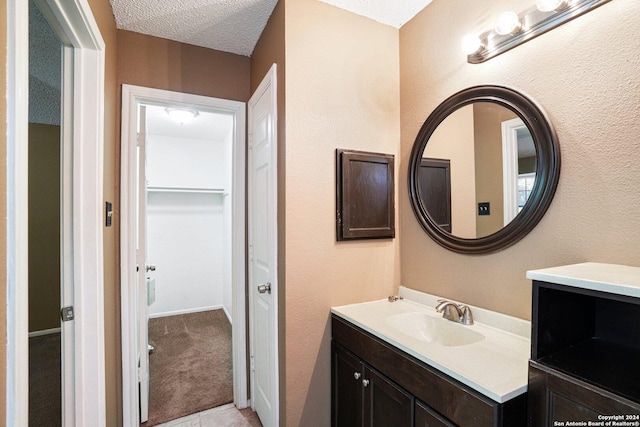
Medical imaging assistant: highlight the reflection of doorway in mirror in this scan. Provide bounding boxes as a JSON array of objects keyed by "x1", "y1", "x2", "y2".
[
  {"x1": 502, "y1": 118, "x2": 536, "y2": 225},
  {"x1": 518, "y1": 173, "x2": 536, "y2": 212}
]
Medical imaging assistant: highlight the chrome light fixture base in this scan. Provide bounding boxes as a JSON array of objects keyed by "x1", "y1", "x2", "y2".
[{"x1": 467, "y1": 0, "x2": 612, "y2": 64}]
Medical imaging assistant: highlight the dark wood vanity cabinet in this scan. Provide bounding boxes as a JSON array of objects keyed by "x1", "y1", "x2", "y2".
[
  {"x1": 332, "y1": 315, "x2": 527, "y2": 427},
  {"x1": 528, "y1": 280, "x2": 640, "y2": 426},
  {"x1": 333, "y1": 342, "x2": 413, "y2": 427}
]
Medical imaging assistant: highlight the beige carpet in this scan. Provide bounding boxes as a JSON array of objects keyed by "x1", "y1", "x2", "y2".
[{"x1": 145, "y1": 309, "x2": 234, "y2": 426}]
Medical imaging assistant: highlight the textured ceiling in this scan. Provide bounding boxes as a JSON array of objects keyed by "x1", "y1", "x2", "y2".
[
  {"x1": 318, "y1": 0, "x2": 433, "y2": 28},
  {"x1": 110, "y1": 0, "x2": 278, "y2": 56},
  {"x1": 29, "y1": 0, "x2": 62, "y2": 125},
  {"x1": 110, "y1": 0, "x2": 433, "y2": 57}
]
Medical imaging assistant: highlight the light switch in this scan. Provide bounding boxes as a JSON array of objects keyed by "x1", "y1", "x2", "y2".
[
  {"x1": 478, "y1": 202, "x2": 490, "y2": 216},
  {"x1": 105, "y1": 201, "x2": 113, "y2": 227}
]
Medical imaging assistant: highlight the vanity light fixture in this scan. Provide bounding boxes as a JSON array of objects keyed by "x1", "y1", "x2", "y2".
[
  {"x1": 165, "y1": 107, "x2": 199, "y2": 125},
  {"x1": 464, "y1": 0, "x2": 612, "y2": 64},
  {"x1": 494, "y1": 11, "x2": 522, "y2": 36},
  {"x1": 536, "y1": 0, "x2": 569, "y2": 12},
  {"x1": 461, "y1": 33, "x2": 484, "y2": 56}
]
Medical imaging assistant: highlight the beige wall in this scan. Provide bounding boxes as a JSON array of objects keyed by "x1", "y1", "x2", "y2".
[
  {"x1": 117, "y1": 30, "x2": 251, "y2": 102},
  {"x1": 28, "y1": 123, "x2": 61, "y2": 332},
  {"x1": 424, "y1": 104, "x2": 476, "y2": 237},
  {"x1": 249, "y1": 1, "x2": 287, "y2": 420},
  {"x1": 284, "y1": 0, "x2": 400, "y2": 424},
  {"x1": 400, "y1": 0, "x2": 640, "y2": 320},
  {"x1": 1, "y1": 0, "x2": 7, "y2": 421}
]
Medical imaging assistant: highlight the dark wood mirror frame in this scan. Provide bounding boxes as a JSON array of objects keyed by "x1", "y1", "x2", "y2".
[{"x1": 408, "y1": 85, "x2": 561, "y2": 254}]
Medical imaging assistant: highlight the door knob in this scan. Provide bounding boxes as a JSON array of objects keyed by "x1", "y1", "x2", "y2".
[
  {"x1": 353, "y1": 372, "x2": 361, "y2": 380},
  {"x1": 362, "y1": 379, "x2": 370, "y2": 387},
  {"x1": 146, "y1": 265, "x2": 156, "y2": 272},
  {"x1": 257, "y1": 282, "x2": 271, "y2": 294}
]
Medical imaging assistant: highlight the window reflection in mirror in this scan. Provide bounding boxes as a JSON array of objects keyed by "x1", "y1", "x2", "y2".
[{"x1": 419, "y1": 102, "x2": 537, "y2": 239}]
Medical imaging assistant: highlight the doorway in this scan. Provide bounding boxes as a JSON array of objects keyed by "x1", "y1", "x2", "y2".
[
  {"x1": 144, "y1": 104, "x2": 236, "y2": 424},
  {"x1": 7, "y1": 0, "x2": 106, "y2": 425},
  {"x1": 28, "y1": 4, "x2": 64, "y2": 425},
  {"x1": 120, "y1": 86, "x2": 247, "y2": 426}
]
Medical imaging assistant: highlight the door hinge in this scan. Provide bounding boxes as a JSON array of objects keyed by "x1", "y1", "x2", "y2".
[
  {"x1": 136, "y1": 132, "x2": 144, "y2": 147},
  {"x1": 250, "y1": 354, "x2": 255, "y2": 372},
  {"x1": 61, "y1": 306, "x2": 75, "y2": 322}
]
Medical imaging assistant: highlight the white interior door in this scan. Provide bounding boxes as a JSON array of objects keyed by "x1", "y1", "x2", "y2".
[
  {"x1": 248, "y1": 64, "x2": 279, "y2": 427},
  {"x1": 137, "y1": 105, "x2": 150, "y2": 422},
  {"x1": 60, "y1": 44, "x2": 75, "y2": 427}
]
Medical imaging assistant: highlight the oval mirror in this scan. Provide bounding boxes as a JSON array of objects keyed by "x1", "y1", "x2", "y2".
[{"x1": 408, "y1": 85, "x2": 560, "y2": 254}]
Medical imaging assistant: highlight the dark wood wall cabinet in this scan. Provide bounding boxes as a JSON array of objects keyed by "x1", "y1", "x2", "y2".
[
  {"x1": 332, "y1": 315, "x2": 527, "y2": 427},
  {"x1": 527, "y1": 264, "x2": 640, "y2": 426},
  {"x1": 335, "y1": 149, "x2": 395, "y2": 241}
]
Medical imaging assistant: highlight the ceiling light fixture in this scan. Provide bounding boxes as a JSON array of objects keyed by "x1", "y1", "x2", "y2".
[
  {"x1": 165, "y1": 108, "x2": 199, "y2": 125},
  {"x1": 464, "y1": 0, "x2": 612, "y2": 64}
]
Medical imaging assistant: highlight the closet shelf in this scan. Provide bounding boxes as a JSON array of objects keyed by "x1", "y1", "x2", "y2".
[{"x1": 147, "y1": 186, "x2": 228, "y2": 195}]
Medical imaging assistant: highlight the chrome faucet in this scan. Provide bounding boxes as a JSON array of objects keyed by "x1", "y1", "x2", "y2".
[{"x1": 435, "y1": 300, "x2": 474, "y2": 325}]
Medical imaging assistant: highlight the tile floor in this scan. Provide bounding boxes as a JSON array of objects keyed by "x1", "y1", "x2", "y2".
[{"x1": 155, "y1": 404, "x2": 262, "y2": 427}]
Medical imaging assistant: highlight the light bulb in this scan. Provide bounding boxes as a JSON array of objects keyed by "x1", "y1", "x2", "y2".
[
  {"x1": 495, "y1": 11, "x2": 522, "y2": 36},
  {"x1": 461, "y1": 34, "x2": 484, "y2": 55},
  {"x1": 536, "y1": 0, "x2": 568, "y2": 12},
  {"x1": 165, "y1": 108, "x2": 199, "y2": 125}
]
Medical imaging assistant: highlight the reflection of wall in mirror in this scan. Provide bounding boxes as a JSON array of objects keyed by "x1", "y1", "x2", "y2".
[
  {"x1": 473, "y1": 103, "x2": 517, "y2": 237},
  {"x1": 423, "y1": 105, "x2": 476, "y2": 238}
]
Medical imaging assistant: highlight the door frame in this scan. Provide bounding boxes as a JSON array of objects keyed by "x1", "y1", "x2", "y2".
[
  {"x1": 120, "y1": 85, "x2": 247, "y2": 426},
  {"x1": 501, "y1": 117, "x2": 526, "y2": 226},
  {"x1": 6, "y1": 0, "x2": 106, "y2": 425},
  {"x1": 248, "y1": 64, "x2": 279, "y2": 427}
]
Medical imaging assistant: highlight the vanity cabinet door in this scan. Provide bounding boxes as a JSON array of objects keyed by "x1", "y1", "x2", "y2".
[
  {"x1": 333, "y1": 343, "x2": 364, "y2": 427},
  {"x1": 528, "y1": 361, "x2": 640, "y2": 427},
  {"x1": 363, "y1": 366, "x2": 413, "y2": 427},
  {"x1": 415, "y1": 400, "x2": 457, "y2": 427}
]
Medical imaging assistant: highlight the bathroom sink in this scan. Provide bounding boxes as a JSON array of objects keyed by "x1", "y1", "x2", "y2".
[{"x1": 386, "y1": 312, "x2": 485, "y2": 347}]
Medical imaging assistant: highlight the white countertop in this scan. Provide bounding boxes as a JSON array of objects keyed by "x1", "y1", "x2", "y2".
[
  {"x1": 331, "y1": 291, "x2": 530, "y2": 403},
  {"x1": 527, "y1": 262, "x2": 640, "y2": 298}
]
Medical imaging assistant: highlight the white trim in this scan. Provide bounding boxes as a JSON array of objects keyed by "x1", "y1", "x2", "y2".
[
  {"x1": 502, "y1": 118, "x2": 525, "y2": 226},
  {"x1": 6, "y1": 0, "x2": 30, "y2": 424},
  {"x1": 120, "y1": 85, "x2": 248, "y2": 426},
  {"x1": 7, "y1": 0, "x2": 106, "y2": 425},
  {"x1": 148, "y1": 305, "x2": 224, "y2": 319},
  {"x1": 28, "y1": 328, "x2": 63, "y2": 338},
  {"x1": 248, "y1": 64, "x2": 279, "y2": 427}
]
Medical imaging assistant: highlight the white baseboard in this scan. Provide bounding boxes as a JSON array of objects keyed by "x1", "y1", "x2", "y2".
[
  {"x1": 149, "y1": 305, "x2": 224, "y2": 319},
  {"x1": 223, "y1": 305, "x2": 232, "y2": 325},
  {"x1": 28, "y1": 327, "x2": 61, "y2": 338}
]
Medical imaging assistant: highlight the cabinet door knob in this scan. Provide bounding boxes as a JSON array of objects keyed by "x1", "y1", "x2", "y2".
[
  {"x1": 362, "y1": 379, "x2": 370, "y2": 387},
  {"x1": 353, "y1": 372, "x2": 361, "y2": 380}
]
